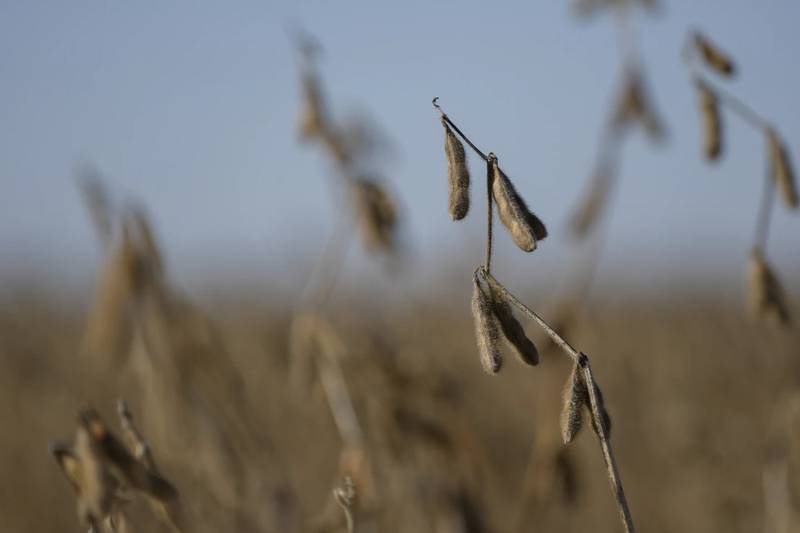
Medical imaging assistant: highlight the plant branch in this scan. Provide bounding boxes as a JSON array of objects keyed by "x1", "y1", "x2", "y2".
[
  {"x1": 753, "y1": 155, "x2": 776, "y2": 254},
  {"x1": 579, "y1": 356, "x2": 635, "y2": 533},
  {"x1": 296, "y1": 203, "x2": 353, "y2": 311},
  {"x1": 485, "y1": 157, "x2": 495, "y2": 272},
  {"x1": 432, "y1": 97, "x2": 488, "y2": 161},
  {"x1": 478, "y1": 267, "x2": 636, "y2": 533},
  {"x1": 685, "y1": 57, "x2": 769, "y2": 132}
]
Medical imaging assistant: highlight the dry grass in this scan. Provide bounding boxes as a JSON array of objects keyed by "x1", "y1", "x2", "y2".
[{"x1": 2, "y1": 286, "x2": 799, "y2": 532}]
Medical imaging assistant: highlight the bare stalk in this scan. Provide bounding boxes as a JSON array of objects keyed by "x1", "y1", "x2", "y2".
[
  {"x1": 315, "y1": 324, "x2": 365, "y2": 450},
  {"x1": 579, "y1": 358, "x2": 635, "y2": 533},
  {"x1": 296, "y1": 204, "x2": 354, "y2": 311},
  {"x1": 753, "y1": 158, "x2": 776, "y2": 254},
  {"x1": 479, "y1": 268, "x2": 636, "y2": 533},
  {"x1": 485, "y1": 157, "x2": 495, "y2": 273},
  {"x1": 611, "y1": 2, "x2": 639, "y2": 69},
  {"x1": 684, "y1": 48, "x2": 768, "y2": 132},
  {"x1": 705, "y1": 76, "x2": 768, "y2": 131},
  {"x1": 432, "y1": 97, "x2": 489, "y2": 161}
]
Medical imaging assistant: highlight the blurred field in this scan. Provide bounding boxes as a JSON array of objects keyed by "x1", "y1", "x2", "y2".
[{"x1": 2, "y1": 279, "x2": 798, "y2": 533}]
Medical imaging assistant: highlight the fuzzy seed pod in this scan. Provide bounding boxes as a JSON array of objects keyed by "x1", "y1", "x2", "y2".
[
  {"x1": 353, "y1": 177, "x2": 398, "y2": 253},
  {"x1": 443, "y1": 119, "x2": 470, "y2": 220},
  {"x1": 560, "y1": 364, "x2": 586, "y2": 444},
  {"x1": 696, "y1": 80, "x2": 722, "y2": 161},
  {"x1": 693, "y1": 32, "x2": 736, "y2": 77},
  {"x1": 490, "y1": 156, "x2": 547, "y2": 252},
  {"x1": 748, "y1": 250, "x2": 791, "y2": 325},
  {"x1": 485, "y1": 276, "x2": 539, "y2": 366},
  {"x1": 767, "y1": 129, "x2": 798, "y2": 209},
  {"x1": 471, "y1": 275, "x2": 502, "y2": 374},
  {"x1": 587, "y1": 378, "x2": 613, "y2": 439}
]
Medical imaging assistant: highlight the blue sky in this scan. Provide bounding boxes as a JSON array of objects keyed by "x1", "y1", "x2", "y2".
[{"x1": 1, "y1": 1, "x2": 798, "y2": 294}]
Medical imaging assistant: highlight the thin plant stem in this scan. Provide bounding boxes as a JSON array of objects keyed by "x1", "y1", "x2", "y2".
[
  {"x1": 297, "y1": 202, "x2": 354, "y2": 311},
  {"x1": 753, "y1": 158, "x2": 776, "y2": 255},
  {"x1": 611, "y1": 2, "x2": 639, "y2": 69},
  {"x1": 486, "y1": 157, "x2": 495, "y2": 272},
  {"x1": 712, "y1": 81, "x2": 769, "y2": 131},
  {"x1": 564, "y1": 137, "x2": 622, "y2": 302},
  {"x1": 293, "y1": 208, "x2": 366, "y2": 453},
  {"x1": 685, "y1": 50, "x2": 769, "y2": 132},
  {"x1": 479, "y1": 267, "x2": 636, "y2": 533},
  {"x1": 292, "y1": 49, "x2": 368, "y2": 460},
  {"x1": 580, "y1": 358, "x2": 635, "y2": 533},
  {"x1": 317, "y1": 334, "x2": 364, "y2": 450},
  {"x1": 433, "y1": 98, "x2": 489, "y2": 161}
]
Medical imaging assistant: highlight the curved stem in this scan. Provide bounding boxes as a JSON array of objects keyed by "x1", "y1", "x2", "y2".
[
  {"x1": 612, "y1": 2, "x2": 639, "y2": 69},
  {"x1": 296, "y1": 202, "x2": 353, "y2": 311},
  {"x1": 691, "y1": 70, "x2": 770, "y2": 132},
  {"x1": 753, "y1": 156, "x2": 776, "y2": 254},
  {"x1": 432, "y1": 98, "x2": 488, "y2": 161}
]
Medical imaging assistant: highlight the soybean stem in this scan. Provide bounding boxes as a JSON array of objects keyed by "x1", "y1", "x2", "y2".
[
  {"x1": 486, "y1": 158, "x2": 495, "y2": 272},
  {"x1": 753, "y1": 157, "x2": 775, "y2": 254},
  {"x1": 479, "y1": 268, "x2": 636, "y2": 533},
  {"x1": 433, "y1": 98, "x2": 488, "y2": 161}
]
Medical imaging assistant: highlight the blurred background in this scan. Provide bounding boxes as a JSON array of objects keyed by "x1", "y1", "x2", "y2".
[
  {"x1": 2, "y1": 1, "x2": 799, "y2": 295},
  {"x1": 1, "y1": 2, "x2": 799, "y2": 533}
]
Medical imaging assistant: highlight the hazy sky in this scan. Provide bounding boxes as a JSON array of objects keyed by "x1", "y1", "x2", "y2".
[{"x1": 1, "y1": 1, "x2": 798, "y2": 293}]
